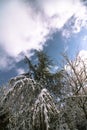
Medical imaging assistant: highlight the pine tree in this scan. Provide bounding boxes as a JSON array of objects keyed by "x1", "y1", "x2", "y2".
[{"x1": 25, "y1": 50, "x2": 63, "y2": 97}]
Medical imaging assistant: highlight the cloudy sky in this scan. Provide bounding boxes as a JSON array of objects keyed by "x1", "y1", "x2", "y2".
[{"x1": 0, "y1": 0, "x2": 87, "y2": 85}]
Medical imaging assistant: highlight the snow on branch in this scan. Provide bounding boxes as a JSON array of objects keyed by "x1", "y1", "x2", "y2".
[{"x1": 32, "y1": 88, "x2": 59, "y2": 130}]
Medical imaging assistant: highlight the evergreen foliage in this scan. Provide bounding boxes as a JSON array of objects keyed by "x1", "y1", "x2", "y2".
[
  {"x1": 25, "y1": 50, "x2": 63, "y2": 97},
  {"x1": 0, "y1": 106, "x2": 9, "y2": 130}
]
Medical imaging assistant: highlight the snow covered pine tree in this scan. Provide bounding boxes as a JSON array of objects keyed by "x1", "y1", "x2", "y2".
[{"x1": 1, "y1": 74, "x2": 59, "y2": 130}]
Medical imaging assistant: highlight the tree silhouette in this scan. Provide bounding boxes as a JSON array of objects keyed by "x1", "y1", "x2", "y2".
[
  {"x1": 0, "y1": 106, "x2": 9, "y2": 130},
  {"x1": 24, "y1": 50, "x2": 63, "y2": 97}
]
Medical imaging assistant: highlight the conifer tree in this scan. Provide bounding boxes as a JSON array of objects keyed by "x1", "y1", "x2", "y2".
[{"x1": 25, "y1": 50, "x2": 63, "y2": 97}]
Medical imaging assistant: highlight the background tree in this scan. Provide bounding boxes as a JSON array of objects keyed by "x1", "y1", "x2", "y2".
[{"x1": 61, "y1": 54, "x2": 87, "y2": 129}]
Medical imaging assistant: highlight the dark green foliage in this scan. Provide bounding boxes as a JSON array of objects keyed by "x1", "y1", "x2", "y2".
[
  {"x1": 77, "y1": 120, "x2": 87, "y2": 130},
  {"x1": 25, "y1": 50, "x2": 52, "y2": 81},
  {"x1": 0, "y1": 107, "x2": 9, "y2": 130},
  {"x1": 24, "y1": 50, "x2": 63, "y2": 97}
]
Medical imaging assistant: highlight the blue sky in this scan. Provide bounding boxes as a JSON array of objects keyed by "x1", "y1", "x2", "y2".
[{"x1": 0, "y1": 0, "x2": 87, "y2": 85}]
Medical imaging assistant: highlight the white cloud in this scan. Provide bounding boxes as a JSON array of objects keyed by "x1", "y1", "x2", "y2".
[
  {"x1": 65, "y1": 50, "x2": 87, "y2": 75},
  {"x1": 78, "y1": 50, "x2": 87, "y2": 60},
  {"x1": 16, "y1": 68, "x2": 25, "y2": 75},
  {"x1": 0, "y1": 55, "x2": 15, "y2": 71},
  {"x1": 0, "y1": 0, "x2": 87, "y2": 69},
  {"x1": 0, "y1": 57, "x2": 9, "y2": 70},
  {"x1": 62, "y1": 29, "x2": 71, "y2": 39},
  {"x1": 53, "y1": 65, "x2": 59, "y2": 72},
  {"x1": 0, "y1": 0, "x2": 49, "y2": 57},
  {"x1": 0, "y1": 0, "x2": 86, "y2": 56},
  {"x1": 79, "y1": 35, "x2": 87, "y2": 50},
  {"x1": 62, "y1": 1, "x2": 87, "y2": 38},
  {"x1": 49, "y1": 64, "x2": 59, "y2": 73},
  {"x1": 83, "y1": 36, "x2": 87, "y2": 41}
]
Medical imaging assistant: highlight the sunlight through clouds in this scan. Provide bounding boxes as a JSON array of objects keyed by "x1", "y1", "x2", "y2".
[
  {"x1": 0, "y1": 0, "x2": 87, "y2": 56},
  {"x1": 0, "y1": 0, "x2": 87, "y2": 70},
  {"x1": 0, "y1": 0, "x2": 49, "y2": 56}
]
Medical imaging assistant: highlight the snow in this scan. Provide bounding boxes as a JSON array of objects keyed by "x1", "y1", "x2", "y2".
[
  {"x1": 32, "y1": 88, "x2": 59, "y2": 130},
  {"x1": 1, "y1": 74, "x2": 59, "y2": 130}
]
